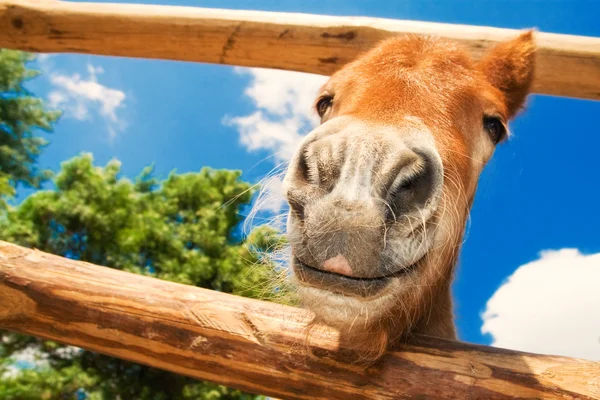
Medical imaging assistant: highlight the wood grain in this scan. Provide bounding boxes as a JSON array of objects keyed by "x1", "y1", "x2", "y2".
[
  {"x1": 0, "y1": 240, "x2": 599, "y2": 399},
  {"x1": 0, "y1": 0, "x2": 599, "y2": 100}
]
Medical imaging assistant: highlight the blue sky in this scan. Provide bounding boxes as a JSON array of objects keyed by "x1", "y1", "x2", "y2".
[{"x1": 21, "y1": 0, "x2": 600, "y2": 360}]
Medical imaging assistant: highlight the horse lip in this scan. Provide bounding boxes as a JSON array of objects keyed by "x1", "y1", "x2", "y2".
[{"x1": 293, "y1": 257, "x2": 417, "y2": 298}]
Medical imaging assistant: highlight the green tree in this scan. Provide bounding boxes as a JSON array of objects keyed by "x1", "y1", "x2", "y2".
[
  {"x1": 0, "y1": 154, "x2": 286, "y2": 399},
  {"x1": 0, "y1": 50, "x2": 59, "y2": 203},
  {"x1": 0, "y1": 49, "x2": 287, "y2": 399}
]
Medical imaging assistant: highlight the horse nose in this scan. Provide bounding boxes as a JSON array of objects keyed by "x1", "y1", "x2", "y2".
[
  {"x1": 290, "y1": 141, "x2": 439, "y2": 218},
  {"x1": 384, "y1": 149, "x2": 442, "y2": 220},
  {"x1": 284, "y1": 123, "x2": 444, "y2": 278}
]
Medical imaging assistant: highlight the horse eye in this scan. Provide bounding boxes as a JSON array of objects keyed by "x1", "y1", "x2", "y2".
[
  {"x1": 316, "y1": 96, "x2": 333, "y2": 118},
  {"x1": 483, "y1": 116, "x2": 506, "y2": 144}
]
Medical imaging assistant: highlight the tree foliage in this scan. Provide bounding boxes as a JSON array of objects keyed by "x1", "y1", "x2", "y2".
[
  {"x1": 0, "y1": 155, "x2": 284, "y2": 399},
  {"x1": 0, "y1": 51, "x2": 287, "y2": 399},
  {"x1": 0, "y1": 50, "x2": 59, "y2": 202}
]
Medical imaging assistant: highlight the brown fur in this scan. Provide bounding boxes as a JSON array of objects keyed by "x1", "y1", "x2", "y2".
[
  {"x1": 285, "y1": 32, "x2": 536, "y2": 363},
  {"x1": 479, "y1": 31, "x2": 536, "y2": 117}
]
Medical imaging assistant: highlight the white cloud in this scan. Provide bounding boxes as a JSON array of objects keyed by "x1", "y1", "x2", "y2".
[
  {"x1": 224, "y1": 68, "x2": 328, "y2": 213},
  {"x1": 251, "y1": 174, "x2": 287, "y2": 215},
  {"x1": 48, "y1": 64, "x2": 126, "y2": 138},
  {"x1": 225, "y1": 67, "x2": 328, "y2": 163},
  {"x1": 239, "y1": 67, "x2": 326, "y2": 120},
  {"x1": 482, "y1": 248, "x2": 600, "y2": 361},
  {"x1": 228, "y1": 111, "x2": 304, "y2": 163}
]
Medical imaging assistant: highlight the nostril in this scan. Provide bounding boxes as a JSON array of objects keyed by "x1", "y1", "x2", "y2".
[
  {"x1": 287, "y1": 189, "x2": 306, "y2": 221},
  {"x1": 396, "y1": 173, "x2": 418, "y2": 193},
  {"x1": 296, "y1": 149, "x2": 311, "y2": 183},
  {"x1": 381, "y1": 150, "x2": 420, "y2": 198},
  {"x1": 387, "y1": 151, "x2": 437, "y2": 218},
  {"x1": 295, "y1": 142, "x2": 341, "y2": 193},
  {"x1": 389, "y1": 174, "x2": 421, "y2": 217}
]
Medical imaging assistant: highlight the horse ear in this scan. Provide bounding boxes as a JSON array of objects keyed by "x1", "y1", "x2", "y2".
[{"x1": 478, "y1": 31, "x2": 536, "y2": 118}]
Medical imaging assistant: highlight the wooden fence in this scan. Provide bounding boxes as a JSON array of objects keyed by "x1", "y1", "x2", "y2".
[
  {"x1": 1, "y1": 0, "x2": 599, "y2": 100},
  {"x1": 1, "y1": 241, "x2": 599, "y2": 399},
  {"x1": 1, "y1": 1, "x2": 600, "y2": 399}
]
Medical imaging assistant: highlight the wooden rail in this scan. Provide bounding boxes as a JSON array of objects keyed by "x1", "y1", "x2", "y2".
[
  {"x1": 1, "y1": 0, "x2": 599, "y2": 100},
  {"x1": 0, "y1": 240, "x2": 599, "y2": 399}
]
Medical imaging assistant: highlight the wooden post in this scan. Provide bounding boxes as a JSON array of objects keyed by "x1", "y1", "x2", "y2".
[
  {"x1": 0, "y1": 240, "x2": 598, "y2": 399},
  {"x1": 0, "y1": 0, "x2": 599, "y2": 100}
]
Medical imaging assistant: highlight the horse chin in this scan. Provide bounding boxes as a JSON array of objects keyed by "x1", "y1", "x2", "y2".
[
  {"x1": 297, "y1": 283, "x2": 408, "y2": 364},
  {"x1": 296, "y1": 272, "x2": 415, "y2": 332}
]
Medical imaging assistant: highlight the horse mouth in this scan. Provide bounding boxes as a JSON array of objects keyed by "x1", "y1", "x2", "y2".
[{"x1": 292, "y1": 257, "x2": 419, "y2": 298}]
